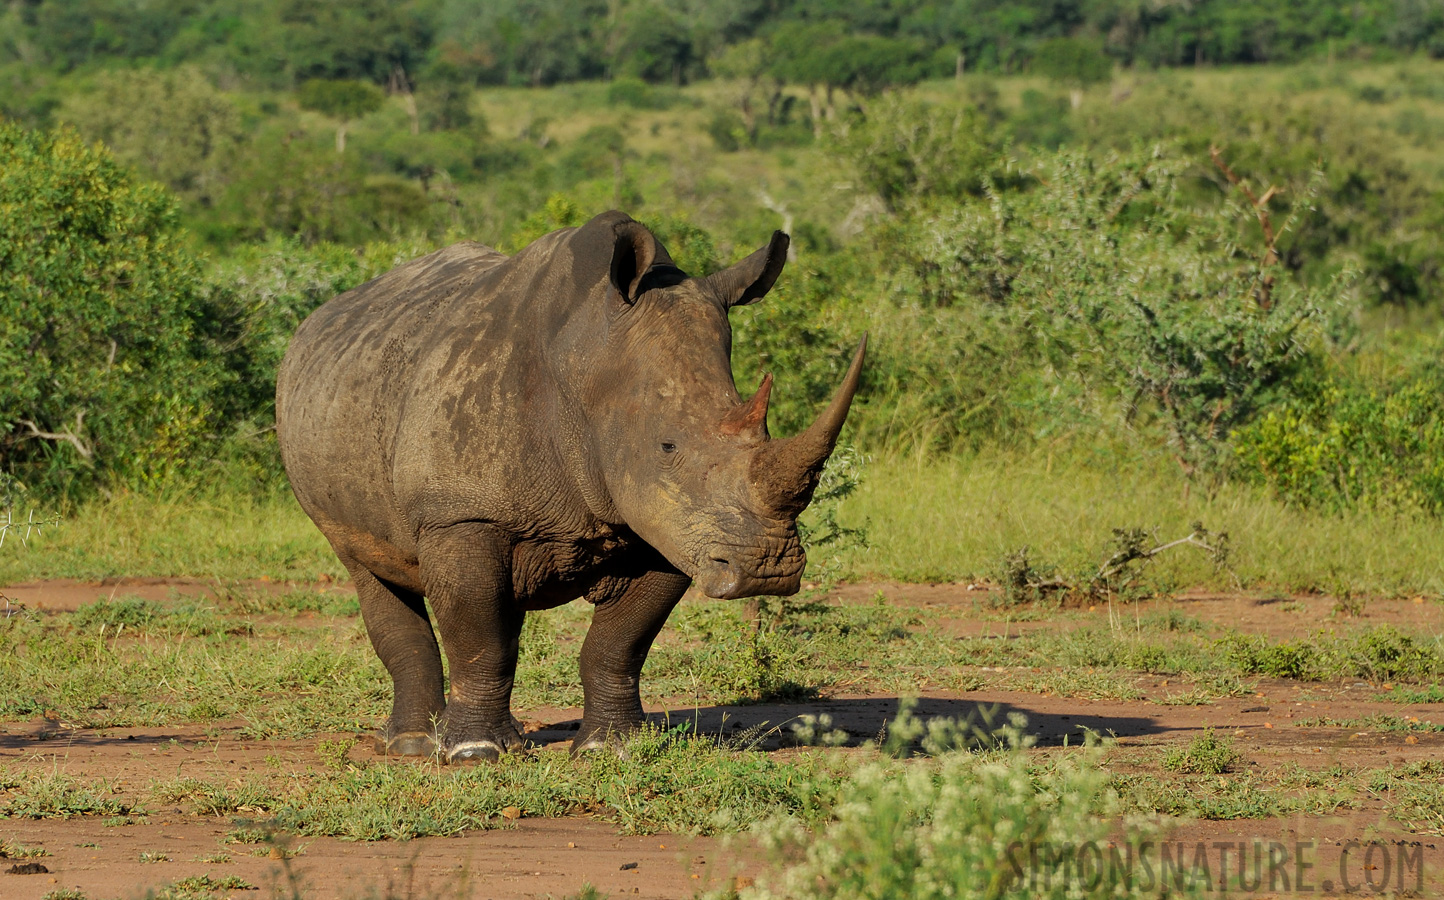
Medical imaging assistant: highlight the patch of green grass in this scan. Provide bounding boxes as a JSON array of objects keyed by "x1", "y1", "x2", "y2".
[
  {"x1": 10, "y1": 573, "x2": 1444, "y2": 749},
  {"x1": 837, "y1": 453, "x2": 1444, "y2": 597},
  {"x1": 139, "y1": 850, "x2": 171, "y2": 863},
  {"x1": 995, "y1": 668, "x2": 1145, "y2": 702},
  {"x1": 1385, "y1": 684, "x2": 1444, "y2": 703},
  {"x1": 1156, "y1": 672, "x2": 1252, "y2": 706},
  {"x1": 2, "y1": 772, "x2": 139, "y2": 819},
  {"x1": 10, "y1": 450, "x2": 1444, "y2": 602},
  {"x1": 1295, "y1": 713, "x2": 1444, "y2": 732},
  {"x1": 1220, "y1": 626, "x2": 1444, "y2": 684},
  {"x1": 1368, "y1": 761, "x2": 1444, "y2": 834},
  {"x1": 155, "y1": 725, "x2": 846, "y2": 839},
  {"x1": 1112, "y1": 769, "x2": 1358, "y2": 820},
  {"x1": 0, "y1": 605, "x2": 389, "y2": 733},
  {"x1": 147, "y1": 874, "x2": 257, "y2": 899},
  {"x1": 42, "y1": 891, "x2": 88, "y2": 900},
  {"x1": 70, "y1": 596, "x2": 230, "y2": 638},
  {"x1": 1161, "y1": 730, "x2": 1239, "y2": 774},
  {"x1": 216, "y1": 586, "x2": 359, "y2": 618},
  {"x1": 0, "y1": 840, "x2": 48, "y2": 857},
  {"x1": 71, "y1": 596, "x2": 164, "y2": 629},
  {"x1": 0, "y1": 490, "x2": 341, "y2": 583}
]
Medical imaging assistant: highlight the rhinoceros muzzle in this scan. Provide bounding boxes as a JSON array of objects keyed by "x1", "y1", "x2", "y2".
[{"x1": 696, "y1": 530, "x2": 806, "y2": 599}]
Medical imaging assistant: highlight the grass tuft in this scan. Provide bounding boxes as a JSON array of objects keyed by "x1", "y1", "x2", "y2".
[{"x1": 1161, "y1": 730, "x2": 1240, "y2": 775}]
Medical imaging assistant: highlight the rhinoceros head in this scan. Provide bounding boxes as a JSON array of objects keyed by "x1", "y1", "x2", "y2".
[{"x1": 584, "y1": 219, "x2": 866, "y2": 599}]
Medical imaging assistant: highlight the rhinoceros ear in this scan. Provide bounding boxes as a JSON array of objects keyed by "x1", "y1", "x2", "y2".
[
  {"x1": 609, "y1": 221, "x2": 660, "y2": 304},
  {"x1": 705, "y1": 231, "x2": 789, "y2": 308}
]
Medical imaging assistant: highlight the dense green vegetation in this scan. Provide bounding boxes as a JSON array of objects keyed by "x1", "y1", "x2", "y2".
[
  {"x1": 7, "y1": 53, "x2": 1444, "y2": 540},
  {"x1": 3, "y1": 0, "x2": 1442, "y2": 95}
]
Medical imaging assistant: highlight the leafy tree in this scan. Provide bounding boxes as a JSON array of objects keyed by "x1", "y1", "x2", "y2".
[
  {"x1": 612, "y1": 0, "x2": 700, "y2": 84},
  {"x1": 216, "y1": 122, "x2": 431, "y2": 244},
  {"x1": 297, "y1": 78, "x2": 385, "y2": 152},
  {"x1": 433, "y1": 0, "x2": 608, "y2": 86},
  {"x1": 1390, "y1": 0, "x2": 1444, "y2": 57},
  {"x1": 832, "y1": 97, "x2": 1009, "y2": 210},
  {"x1": 710, "y1": 37, "x2": 773, "y2": 141},
  {"x1": 276, "y1": 0, "x2": 435, "y2": 83},
  {"x1": 57, "y1": 66, "x2": 243, "y2": 210},
  {"x1": 0, "y1": 124, "x2": 229, "y2": 496},
  {"x1": 26, "y1": 0, "x2": 190, "y2": 70},
  {"x1": 1031, "y1": 36, "x2": 1111, "y2": 108}
]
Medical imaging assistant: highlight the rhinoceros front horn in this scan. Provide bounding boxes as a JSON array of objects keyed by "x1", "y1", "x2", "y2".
[{"x1": 751, "y1": 334, "x2": 867, "y2": 516}]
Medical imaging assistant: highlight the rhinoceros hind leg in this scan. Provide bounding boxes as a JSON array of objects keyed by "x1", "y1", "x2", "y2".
[
  {"x1": 574, "y1": 567, "x2": 692, "y2": 755},
  {"x1": 420, "y1": 523, "x2": 528, "y2": 763},
  {"x1": 346, "y1": 561, "x2": 445, "y2": 754}
]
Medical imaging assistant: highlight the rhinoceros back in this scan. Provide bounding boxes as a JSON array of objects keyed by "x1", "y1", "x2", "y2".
[{"x1": 276, "y1": 241, "x2": 509, "y2": 574}]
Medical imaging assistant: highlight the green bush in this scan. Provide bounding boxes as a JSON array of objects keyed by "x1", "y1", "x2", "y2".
[
  {"x1": 706, "y1": 107, "x2": 748, "y2": 152},
  {"x1": 204, "y1": 235, "x2": 436, "y2": 428},
  {"x1": 56, "y1": 66, "x2": 243, "y2": 211},
  {"x1": 877, "y1": 144, "x2": 1339, "y2": 469},
  {"x1": 606, "y1": 77, "x2": 677, "y2": 110},
  {"x1": 751, "y1": 723, "x2": 1203, "y2": 899},
  {"x1": 1221, "y1": 634, "x2": 1319, "y2": 680},
  {"x1": 1344, "y1": 626, "x2": 1440, "y2": 683},
  {"x1": 71, "y1": 597, "x2": 162, "y2": 630},
  {"x1": 213, "y1": 123, "x2": 434, "y2": 245},
  {"x1": 1232, "y1": 376, "x2": 1444, "y2": 514},
  {"x1": 0, "y1": 124, "x2": 232, "y2": 497}
]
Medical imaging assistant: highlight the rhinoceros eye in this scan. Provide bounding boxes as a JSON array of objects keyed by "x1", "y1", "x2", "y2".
[{"x1": 660, "y1": 441, "x2": 677, "y2": 454}]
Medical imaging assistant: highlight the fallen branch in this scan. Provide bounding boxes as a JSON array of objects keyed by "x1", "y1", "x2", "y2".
[
  {"x1": 998, "y1": 522, "x2": 1236, "y2": 606},
  {"x1": 1092, "y1": 526, "x2": 1230, "y2": 588}
]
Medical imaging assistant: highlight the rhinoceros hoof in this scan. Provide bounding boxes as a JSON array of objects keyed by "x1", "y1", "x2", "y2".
[
  {"x1": 372, "y1": 730, "x2": 436, "y2": 757},
  {"x1": 570, "y1": 725, "x2": 636, "y2": 757},
  {"x1": 445, "y1": 740, "x2": 506, "y2": 764}
]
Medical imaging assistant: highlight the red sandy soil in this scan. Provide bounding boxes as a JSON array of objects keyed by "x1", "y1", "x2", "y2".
[{"x1": 4, "y1": 579, "x2": 1444, "y2": 898}]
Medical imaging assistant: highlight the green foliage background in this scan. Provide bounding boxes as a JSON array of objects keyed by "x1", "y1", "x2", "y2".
[{"x1": 3, "y1": 4, "x2": 1444, "y2": 526}]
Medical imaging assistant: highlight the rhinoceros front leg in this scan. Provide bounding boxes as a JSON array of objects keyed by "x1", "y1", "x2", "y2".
[
  {"x1": 345, "y1": 559, "x2": 445, "y2": 757},
  {"x1": 418, "y1": 523, "x2": 526, "y2": 763},
  {"x1": 575, "y1": 567, "x2": 692, "y2": 753}
]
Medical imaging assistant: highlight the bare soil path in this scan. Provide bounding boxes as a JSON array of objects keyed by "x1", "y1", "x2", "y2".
[{"x1": 6, "y1": 579, "x2": 1444, "y2": 897}]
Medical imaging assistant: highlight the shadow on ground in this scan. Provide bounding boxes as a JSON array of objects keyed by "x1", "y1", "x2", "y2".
[{"x1": 525, "y1": 694, "x2": 1174, "y2": 750}]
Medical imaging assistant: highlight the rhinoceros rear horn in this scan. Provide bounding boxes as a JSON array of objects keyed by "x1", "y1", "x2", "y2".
[
  {"x1": 752, "y1": 334, "x2": 867, "y2": 516},
  {"x1": 609, "y1": 221, "x2": 661, "y2": 303},
  {"x1": 720, "y1": 372, "x2": 772, "y2": 439},
  {"x1": 705, "y1": 231, "x2": 789, "y2": 308}
]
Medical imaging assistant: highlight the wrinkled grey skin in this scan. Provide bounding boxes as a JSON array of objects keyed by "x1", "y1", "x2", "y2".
[{"x1": 276, "y1": 211, "x2": 864, "y2": 762}]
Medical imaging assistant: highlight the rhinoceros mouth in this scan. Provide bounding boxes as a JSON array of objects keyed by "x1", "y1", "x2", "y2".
[{"x1": 695, "y1": 542, "x2": 805, "y2": 600}]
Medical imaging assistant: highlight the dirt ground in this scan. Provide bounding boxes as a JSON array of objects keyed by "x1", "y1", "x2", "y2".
[{"x1": 5, "y1": 579, "x2": 1444, "y2": 898}]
